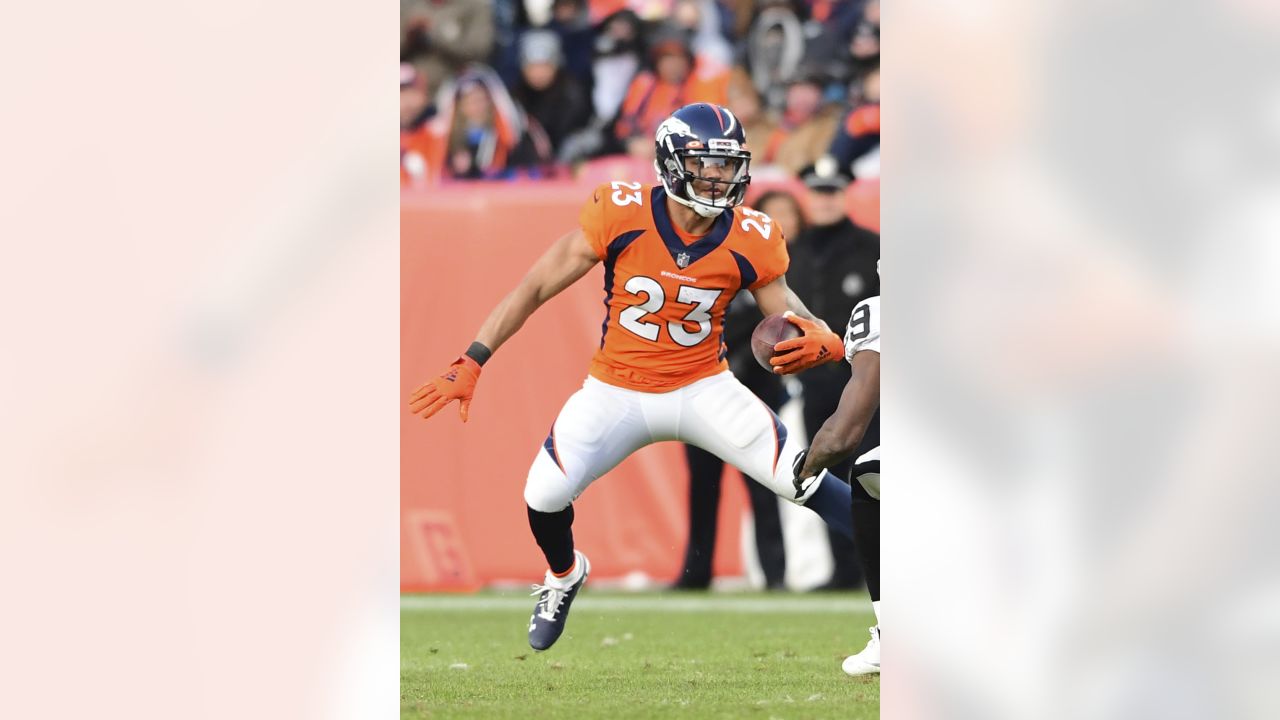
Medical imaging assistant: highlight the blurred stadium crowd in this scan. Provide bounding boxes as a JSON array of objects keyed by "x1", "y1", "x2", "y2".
[{"x1": 400, "y1": 0, "x2": 879, "y2": 186}]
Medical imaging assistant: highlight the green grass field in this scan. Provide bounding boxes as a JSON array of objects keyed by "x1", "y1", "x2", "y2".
[{"x1": 402, "y1": 591, "x2": 879, "y2": 719}]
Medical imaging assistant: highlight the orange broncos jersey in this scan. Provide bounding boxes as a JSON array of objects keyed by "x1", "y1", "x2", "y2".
[{"x1": 578, "y1": 182, "x2": 789, "y2": 392}]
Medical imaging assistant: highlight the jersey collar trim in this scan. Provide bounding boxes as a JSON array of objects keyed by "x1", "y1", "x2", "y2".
[{"x1": 650, "y1": 186, "x2": 732, "y2": 269}]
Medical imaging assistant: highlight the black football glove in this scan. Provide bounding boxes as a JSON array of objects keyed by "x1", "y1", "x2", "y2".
[{"x1": 792, "y1": 449, "x2": 810, "y2": 499}]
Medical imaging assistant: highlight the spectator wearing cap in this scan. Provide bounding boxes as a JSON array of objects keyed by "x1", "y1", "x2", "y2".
[
  {"x1": 612, "y1": 27, "x2": 729, "y2": 153},
  {"x1": 786, "y1": 159, "x2": 879, "y2": 590},
  {"x1": 770, "y1": 71, "x2": 843, "y2": 174},
  {"x1": 400, "y1": 0, "x2": 495, "y2": 101},
  {"x1": 790, "y1": 159, "x2": 878, "y2": 334},
  {"x1": 512, "y1": 30, "x2": 592, "y2": 157}
]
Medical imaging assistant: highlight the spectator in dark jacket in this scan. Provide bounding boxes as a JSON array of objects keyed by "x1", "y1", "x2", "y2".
[
  {"x1": 789, "y1": 161, "x2": 879, "y2": 354},
  {"x1": 511, "y1": 30, "x2": 592, "y2": 157},
  {"x1": 547, "y1": 0, "x2": 596, "y2": 92}
]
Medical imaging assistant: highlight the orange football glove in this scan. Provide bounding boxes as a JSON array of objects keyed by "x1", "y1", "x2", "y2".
[
  {"x1": 408, "y1": 356, "x2": 482, "y2": 422},
  {"x1": 769, "y1": 312, "x2": 845, "y2": 375}
]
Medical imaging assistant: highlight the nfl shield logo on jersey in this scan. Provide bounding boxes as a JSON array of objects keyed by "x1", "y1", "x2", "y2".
[{"x1": 676, "y1": 252, "x2": 691, "y2": 269}]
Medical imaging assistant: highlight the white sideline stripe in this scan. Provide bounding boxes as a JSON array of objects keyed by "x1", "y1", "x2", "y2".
[{"x1": 401, "y1": 596, "x2": 871, "y2": 613}]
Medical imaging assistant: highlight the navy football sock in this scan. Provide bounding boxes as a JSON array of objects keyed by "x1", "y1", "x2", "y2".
[
  {"x1": 804, "y1": 471, "x2": 854, "y2": 540},
  {"x1": 527, "y1": 504, "x2": 576, "y2": 575}
]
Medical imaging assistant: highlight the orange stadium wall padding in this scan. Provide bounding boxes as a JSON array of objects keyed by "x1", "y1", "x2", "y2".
[{"x1": 401, "y1": 180, "x2": 879, "y2": 591}]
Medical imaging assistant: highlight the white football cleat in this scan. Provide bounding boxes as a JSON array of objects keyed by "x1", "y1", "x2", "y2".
[{"x1": 842, "y1": 625, "x2": 880, "y2": 676}]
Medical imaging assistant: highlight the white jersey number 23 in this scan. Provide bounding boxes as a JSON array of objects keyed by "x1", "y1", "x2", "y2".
[{"x1": 618, "y1": 276, "x2": 722, "y2": 347}]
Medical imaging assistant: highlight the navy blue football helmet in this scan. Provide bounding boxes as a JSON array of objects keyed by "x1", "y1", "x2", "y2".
[{"x1": 654, "y1": 103, "x2": 752, "y2": 218}]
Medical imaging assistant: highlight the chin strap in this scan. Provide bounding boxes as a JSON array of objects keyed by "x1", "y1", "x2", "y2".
[
  {"x1": 690, "y1": 202, "x2": 725, "y2": 218},
  {"x1": 679, "y1": 185, "x2": 729, "y2": 218}
]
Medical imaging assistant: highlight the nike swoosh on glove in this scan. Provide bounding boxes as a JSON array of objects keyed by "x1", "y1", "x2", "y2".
[
  {"x1": 769, "y1": 312, "x2": 845, "y2": 375},
  {"x1": 408, "y1": 356, "x2": 482, "y2": 422}
]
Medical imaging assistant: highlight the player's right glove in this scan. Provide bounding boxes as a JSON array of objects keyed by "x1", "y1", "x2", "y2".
[{"x1": 408, "y1": 356, "x2": 482, "y2": 422}]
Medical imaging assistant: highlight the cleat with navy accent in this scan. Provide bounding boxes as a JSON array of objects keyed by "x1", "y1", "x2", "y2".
[
  {"x1": 528, "y1": 550, "x2": 590, "y2": 652},
  {"x1": 842, "y1": 625, "x2": 880, "y2": 676}
]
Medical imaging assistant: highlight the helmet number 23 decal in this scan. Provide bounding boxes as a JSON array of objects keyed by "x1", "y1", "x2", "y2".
[
  {"x1": 618, "y1": 276, "x2": 723, "y2": 347},
  {"x1": 610, "y1": 181, "x2": 643, "y2": 207}
]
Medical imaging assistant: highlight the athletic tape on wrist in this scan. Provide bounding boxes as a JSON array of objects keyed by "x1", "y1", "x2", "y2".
[{"x1": 464, "y1": 342, "x2": 492, "y2": 367}]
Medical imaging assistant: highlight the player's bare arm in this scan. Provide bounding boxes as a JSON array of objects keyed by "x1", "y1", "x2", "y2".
[
  {"x1": 799, "y1": 349, "x2": 880, "y2": 478},
  {"x1": 408, "y1": 228, "x2": 599, "y2": 422},
  {"x1": 749, "y1": 274, "x2": 819, "y2": 322},
  {"x1": 474, "y1": 228, "x2": 600, "y2": 353},
  {"x1": 750, "y1": 276, "x2": 846, "y2": 375}
]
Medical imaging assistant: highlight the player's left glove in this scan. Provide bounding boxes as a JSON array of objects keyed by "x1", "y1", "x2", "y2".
[
  {"x1": 770, "y1": 312, "x2": 845, "y2": 375},
  {"x1": 408, "y1": 356, "x2": 482, "y2": 422}
]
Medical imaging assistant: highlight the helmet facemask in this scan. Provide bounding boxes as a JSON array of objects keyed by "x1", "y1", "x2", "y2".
[{"x1": 657, "y1": 149, "x2": 752, "y2": 218}]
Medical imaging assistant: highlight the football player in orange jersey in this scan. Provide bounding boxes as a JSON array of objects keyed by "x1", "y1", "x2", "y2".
[{"x1": 410, "y1": 103, "x2": 855, "y2": 652}]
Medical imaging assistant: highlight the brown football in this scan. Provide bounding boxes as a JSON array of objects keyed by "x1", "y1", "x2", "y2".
[{"x1": 751, "y1": 313, "x2": 803, "y2": 370}]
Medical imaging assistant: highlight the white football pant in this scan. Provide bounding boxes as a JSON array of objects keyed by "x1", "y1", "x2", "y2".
[{"x1": 524, "y1": 371, "x2": 818, "y2": 512}]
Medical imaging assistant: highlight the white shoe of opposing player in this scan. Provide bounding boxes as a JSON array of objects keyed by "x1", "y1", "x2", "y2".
[{"x1": 842, "y1": 626, "x2": 880, "y2": 676}]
